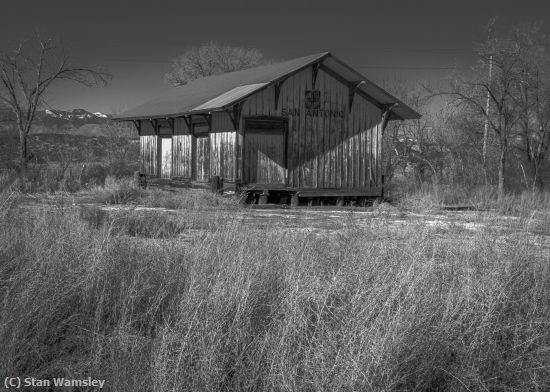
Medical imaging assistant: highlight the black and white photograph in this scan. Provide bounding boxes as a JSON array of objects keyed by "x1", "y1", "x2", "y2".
[{"x1": 1, "y1": 0, "x2": 550, "y2": 390}]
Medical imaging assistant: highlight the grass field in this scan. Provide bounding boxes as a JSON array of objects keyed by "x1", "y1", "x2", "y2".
[{"x1": 1, "y1": 183, "x2": 549, "y2": 391}]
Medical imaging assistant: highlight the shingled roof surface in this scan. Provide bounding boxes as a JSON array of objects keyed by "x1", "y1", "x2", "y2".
[{"x1": 114, "y1": 52, "x2": 420, "y2": 121}]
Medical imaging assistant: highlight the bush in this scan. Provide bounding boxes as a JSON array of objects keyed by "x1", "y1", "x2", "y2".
[
  {"x1": 107, "y1": 158, "x2": 138, "y2": 179},
  {"x1": 86, "y1": 176, "x2": 141, "y2": 204},
  {"x1": 80, "y1": 163, "x2": 108, "y2": 187}
]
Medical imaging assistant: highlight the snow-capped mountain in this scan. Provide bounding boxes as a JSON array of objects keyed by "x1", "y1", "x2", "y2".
[
  {"x1": 43, "y1": 109, "x2": 110, "y2": 121},
  {"x1": 0, "y1": 108, "x2": 112, "y2": 128}
]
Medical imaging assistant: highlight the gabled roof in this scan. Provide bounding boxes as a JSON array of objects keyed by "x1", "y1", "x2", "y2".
[{"x1": 113, "y1": 52, "x2": 421, "y2": 121}]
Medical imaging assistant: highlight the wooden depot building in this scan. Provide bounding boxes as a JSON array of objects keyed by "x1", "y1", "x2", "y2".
[{"x1": 114, "y1": 52, "x2": 420, "y2": 205}]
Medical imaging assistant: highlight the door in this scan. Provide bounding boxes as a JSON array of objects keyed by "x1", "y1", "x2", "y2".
[
  {"x1": 160, "y1": 137, "x2": 172, "y2": 178},
  {"x1": 243, "y1": 118, "x2": 287, "y2": 184}
]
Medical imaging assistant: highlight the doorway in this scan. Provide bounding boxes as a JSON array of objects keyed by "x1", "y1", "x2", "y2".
[{"x1": 243, "y1": 118, "x2": 287, "y2": 184}]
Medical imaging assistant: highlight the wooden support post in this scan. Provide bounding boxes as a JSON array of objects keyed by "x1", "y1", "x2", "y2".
[
  {"x1": 258, "y1": 194, "x2": 268, "y2": 205},
  {"x1": 210, "y1": 175, "x2": 222, "y2": 194},
  {"x1": 336, "y1": 197, "x2": 345, "y2": 207},
  {"x1": 191, "y1": 133, "x2": 197, "y2": 180},
  {"x1": 290, "y1": 194, "x2": 299, "y2": 207}
]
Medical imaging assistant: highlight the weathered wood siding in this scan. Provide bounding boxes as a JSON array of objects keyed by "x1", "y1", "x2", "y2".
[
  {"x1": 210, "y1": 132, "x2": 237, "y2": 180},
  {"x1": 160, "y1": 137, "x2": 172, "y2": 178},
  {"x1": 196, "y1": 137, "x2": 210, "y2": 181},
  {"x1": 140, "y1": 135, "x2": 157, "y2": 176},
  {"x1": 210, "y1": 112, "x2": 237, "y2": 181},
  {"x1": 172, "y1": 118, "x2": 193, "y2": 178},
  {"x1": 172, "y1": 135, "x2": 193, "y2": 178},
  {"x1": 239, "y1": 66, "x2": 383, "y2": 189},
  {"x1": 243, "y1": 131, "x2": 286, "y2": 184}
]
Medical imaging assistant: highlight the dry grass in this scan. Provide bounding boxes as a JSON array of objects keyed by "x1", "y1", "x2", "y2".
[
  {"x1": 0, "y1": 186, "x2": 549, "y2": 391},
  {"x1": 81, "y1": 177, "x2": 241, "y2": 210}
]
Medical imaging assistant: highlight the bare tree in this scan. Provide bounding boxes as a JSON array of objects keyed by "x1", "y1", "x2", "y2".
[
  {"x1": 380, "y1": 79, "x2": 449, "y2": 187},
  {"x1": 0, "y1": 34, "x2": 110, "y2": 170},
  {"x1": 164, "y1": 42, "x2": 265, "y2": 86},
  {"x1": 510, "y1": 23, "x2": 550, "y2": 191},
  {"x1": 439, "y1": 21, "x2": 531, "y2": 199}
]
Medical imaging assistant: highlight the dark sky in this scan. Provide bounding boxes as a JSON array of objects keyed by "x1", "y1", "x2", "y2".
[{"x1": 2, "y1": 0, "x2": 549, "y2": 113}]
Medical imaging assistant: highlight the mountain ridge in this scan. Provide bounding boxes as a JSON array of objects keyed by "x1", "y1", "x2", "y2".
[{"x1": 0, "y1": 108, "x2": 112, "y2": 125}]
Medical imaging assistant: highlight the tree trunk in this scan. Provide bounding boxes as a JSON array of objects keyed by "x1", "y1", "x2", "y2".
[
  {"x1": 531, "y1": 160, "x2": 543, "y2": 192},
  {"x1": 497, "y1": 143, "x2": 506, "y2": 200},
  {"x1": 19, "y1": 131, "x2": 28, "y2": 170}
]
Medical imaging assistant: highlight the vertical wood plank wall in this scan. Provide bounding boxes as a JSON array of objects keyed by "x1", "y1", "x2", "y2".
[
  {"x1": 195, "y1": 137, "x2": 210, "y2": 181},
  {"x1": 172, "y1": 135, "x2": 193, "y2": 178},
  {"x1": 140, "y1": 135, "x2": 157, "y2": 176},
  {"x1": 239, "y1": 66, "x2": 383, "y2": 189},
  {"x1": 243, "y1": 131, "x2": 286, "y2": 184},
  {"x1": 210, "y1": 112, "x2": 237, "y2": 181},
  {"x1": 172, "y1": 118, "x2": 193, "y2": 178}
]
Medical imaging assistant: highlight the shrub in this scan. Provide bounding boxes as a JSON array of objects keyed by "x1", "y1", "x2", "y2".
[
  {"x1": 80, "y1": 163, "x2": 108, "y2": 187},
  {"x1": 107, "y1": 158, "x2": 138, "y2": 179}
]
